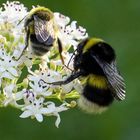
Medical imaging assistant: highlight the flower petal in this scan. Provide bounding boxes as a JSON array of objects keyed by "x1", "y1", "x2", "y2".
[
  {"x1": 3, "y1": 98, "x2": 13, "y2": 106},
  {"x1": 61, "y1": 82, "x2": 74, "y2": 93},
  {"x1": 1, "y1": 72, "x2": 14, "y2": 79},
  {"x1": 20, "y1": 110, "x2": 32, "y2": 118},
  {"x1": 40, "y1": 108, "x2": 53, "y2": 114},
  {"x1": 54, "y1": 113, "x2": 61, "y2": 128},
  {"x1": 42, "y1": 91, "x2": 52, "y2": 97},
  {"x1": 0, "y1": 67, "x2": 5, "y2": 72},
  {"x1": 15, "y1": 91, "x2": 24, "y2": 100},
  {"x1": 4, "y1": 84, "x2": 15, "y2": 93},
  {"x1": 8, "y1": 67, "x2": 18, "y2": 77},
  {"x1": 57, "y1": 104, "x2": 68, "y2": 112},
  {"x1": 35, "y1": 114, "x2": 43, "y2": 122}
]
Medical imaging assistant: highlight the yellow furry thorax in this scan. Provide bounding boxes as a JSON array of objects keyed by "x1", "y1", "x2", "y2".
[
  {"x1": 88, "y1": 74, "x2": 108, "y2": 89},
  {"x1": 29, "y1": 7, "x2": 53, "y2": 16},
  {"x1": 26, "y1": 6, "x2": 54, "y2": 23},
  {"x1": 83, "y1": 38, "x2": 104, "y2": 53}
]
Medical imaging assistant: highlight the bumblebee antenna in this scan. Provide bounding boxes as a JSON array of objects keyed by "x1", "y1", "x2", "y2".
[
  {"x1": 57, "y1": 38, "x2": 73, "y2": 71},
  {"x1": 17, "y1": 14, "x2": 28, "y2": 26},
  {"x1": 66, "y1": 48, "x2": 78, "y2": 68}
]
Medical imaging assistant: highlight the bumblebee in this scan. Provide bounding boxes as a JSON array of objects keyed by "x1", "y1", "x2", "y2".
[
  {"x1": 49, "y1": 38, "x2": 126, "y2": 113},
  {"x1": 22, "y1": 7, "x2": 64, "y2": 62}
]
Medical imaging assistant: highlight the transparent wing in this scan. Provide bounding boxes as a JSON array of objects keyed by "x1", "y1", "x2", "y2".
[
  {"x1": 33, "y1": 15, "x2": 54, "y2": 44},
  {"x1": 91, "y1": 55, "x2": 126, "y2": 101}
]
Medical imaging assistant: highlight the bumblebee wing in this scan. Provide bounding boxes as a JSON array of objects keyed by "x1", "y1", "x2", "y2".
[
  {"x1": 103, "y1": 61, "x2": 126, "y2": 101},
  {"x1": 33, "y1": 15, "x2": 51, "y2": 43},
  {"x1": 92, "y1": 55, "x2": 126, "y2": 101}
]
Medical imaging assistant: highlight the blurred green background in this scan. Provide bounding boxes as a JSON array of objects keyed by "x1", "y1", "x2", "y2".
[{"x1": 0, "y1": 0, "x2": 139, "y2": 140}]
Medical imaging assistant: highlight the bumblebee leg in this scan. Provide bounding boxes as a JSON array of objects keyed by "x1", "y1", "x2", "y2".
[
  {"x1": 66, "y1": 48, "x2": 77, "y2": 69},
  {"x1": 17, "y1": 29, "x2": 29, "y2": 60},
  {"x1": 25, "y1": 28, "x2": 30, "y2": 49},
  {"x1": 48, "y1": 71, "x2": 84, "y2": 85},
  {"x1": 17, "y1": 15, "x2": 28, "y2": 26},
  {"x1": 58, "y1": 38, "x2": 64, "y2": 64},
  {"x1": 57, "y1": 38, "x2": 73, "y2": 71}
]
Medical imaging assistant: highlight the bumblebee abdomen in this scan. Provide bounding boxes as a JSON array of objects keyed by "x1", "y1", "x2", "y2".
[
  {"x1": 83, "y1": 84, "x2": 114, "y2": 106},
  {"x1": 78, "y1": 74, "x2": 114, "y2": 113},
  {"x1": 30, "y1": 34, "x2": 52, "y2": 56},
  {"x1": 84, "y1": 75, "x2": 114, "y2": 106},
  {"x1": 30, "y1": 34, "x2": 54, "y2": 46},
  {"x1": 31, "y1": 44, "x2": 51, "y2": 56}
]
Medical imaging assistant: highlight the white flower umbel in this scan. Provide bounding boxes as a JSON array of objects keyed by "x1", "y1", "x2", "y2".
[
  {"x1": 0, "y1": 1, "x2": 89, "y2": 127},
  {"x1": 20, "y1": 97, "x2": 48, "y2": 122}
]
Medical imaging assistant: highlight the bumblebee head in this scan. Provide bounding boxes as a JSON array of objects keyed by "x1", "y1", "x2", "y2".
[
  {"x1": 83, "y1": 38, "x2": 116, "y2": 63},
  {"x1": 29, "y1": 7, "x2": 54, "y2": 20},
  {"x1": 24, "y1": 7, "x2": 54, "y2": 27}
]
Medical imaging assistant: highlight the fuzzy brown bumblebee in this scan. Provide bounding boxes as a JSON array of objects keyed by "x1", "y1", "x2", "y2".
[
  {"x1": 49, "y1": 38, "x2": 126, "y2": 113},
  {"x1": 21, "y1": 7, "x2": 64, "y2": 63}
]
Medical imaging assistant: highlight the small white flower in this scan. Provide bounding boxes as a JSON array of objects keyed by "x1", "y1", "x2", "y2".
[
  {"x1": 58, "y1": 27, "x2": 78, "y2": 48},
  {"x1": 47, "y1": 70, "x2": 63, "y2": 83},
  {"x1": 60, "y1": 75, "x2": 75, "y2": 93},
  {"x1": 0, "y1": 48, "x2": 20, "y2": 86},
  {"x1": 28, "y1": 68, "x2": 63, "y2": 84},
  {"x1": 0, "y1": 35, "x2": 6, "y2": 45},
  {"x1": 0, "y1": 1, "x2": 27, "y2": 42},
  {"x1": 73, "y1": 80, "x2": 83, "y2": 94},
  {"x1": 29, "y1": 79, "x2": 52, "y2": 97},
  {"x1": 44, "y1": 102, "x2": 68, "y2": 128},
  {"x1": 3, "y1": 84, "x2": 23, "y2": 107},
  {"x1": 18, "y1": 55, "x2": 33, "y2": 67},
  {"x1": 12, "y1": 43, "x2": 26, "y2": 59},
  {"x1": 20, "y1": 97, "x2": 49, "y2": 122},
  {"x1": 56, "y1": 18, "x2": 88, "y2": 48},
  {"x1": 23, "y1": 89, "x2": 36, "y2": 105},
  {"x1": 54, "y1": 12, "x2": 70, "y2": 29},
  {"x1": 67, "y1": 21, "x2": 88, "y2": 40},
  {"x1": 61, "y1": 52, "x2": 74, "y2": 70},
  {"x1": 0, "y1": 1, "x2": 27, "y2": 24}
]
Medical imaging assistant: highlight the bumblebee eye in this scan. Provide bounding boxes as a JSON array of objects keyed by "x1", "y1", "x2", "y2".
[
  {"x1": 97, "y1": 43, "x2": 102, "y2": 47},
  {"x1": 97, "y1": 43, "x2": 105, "y2": 49}
]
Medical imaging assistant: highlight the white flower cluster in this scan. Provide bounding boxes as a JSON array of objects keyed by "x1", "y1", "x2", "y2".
[{"x1": 0, "y1": 1, "x2": 87, "y2": 127}]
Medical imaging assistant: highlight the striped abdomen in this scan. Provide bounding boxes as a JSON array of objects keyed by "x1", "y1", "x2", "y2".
[
  {"x1": 78, "y1": 74, "x2": 114, "y2": 113},
  {"x1": 30, "y1": 34, "x2": 54, "y2": 56},
  {"x1": 84, "y1": 74, "x2": 114, "y2": 106}
]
